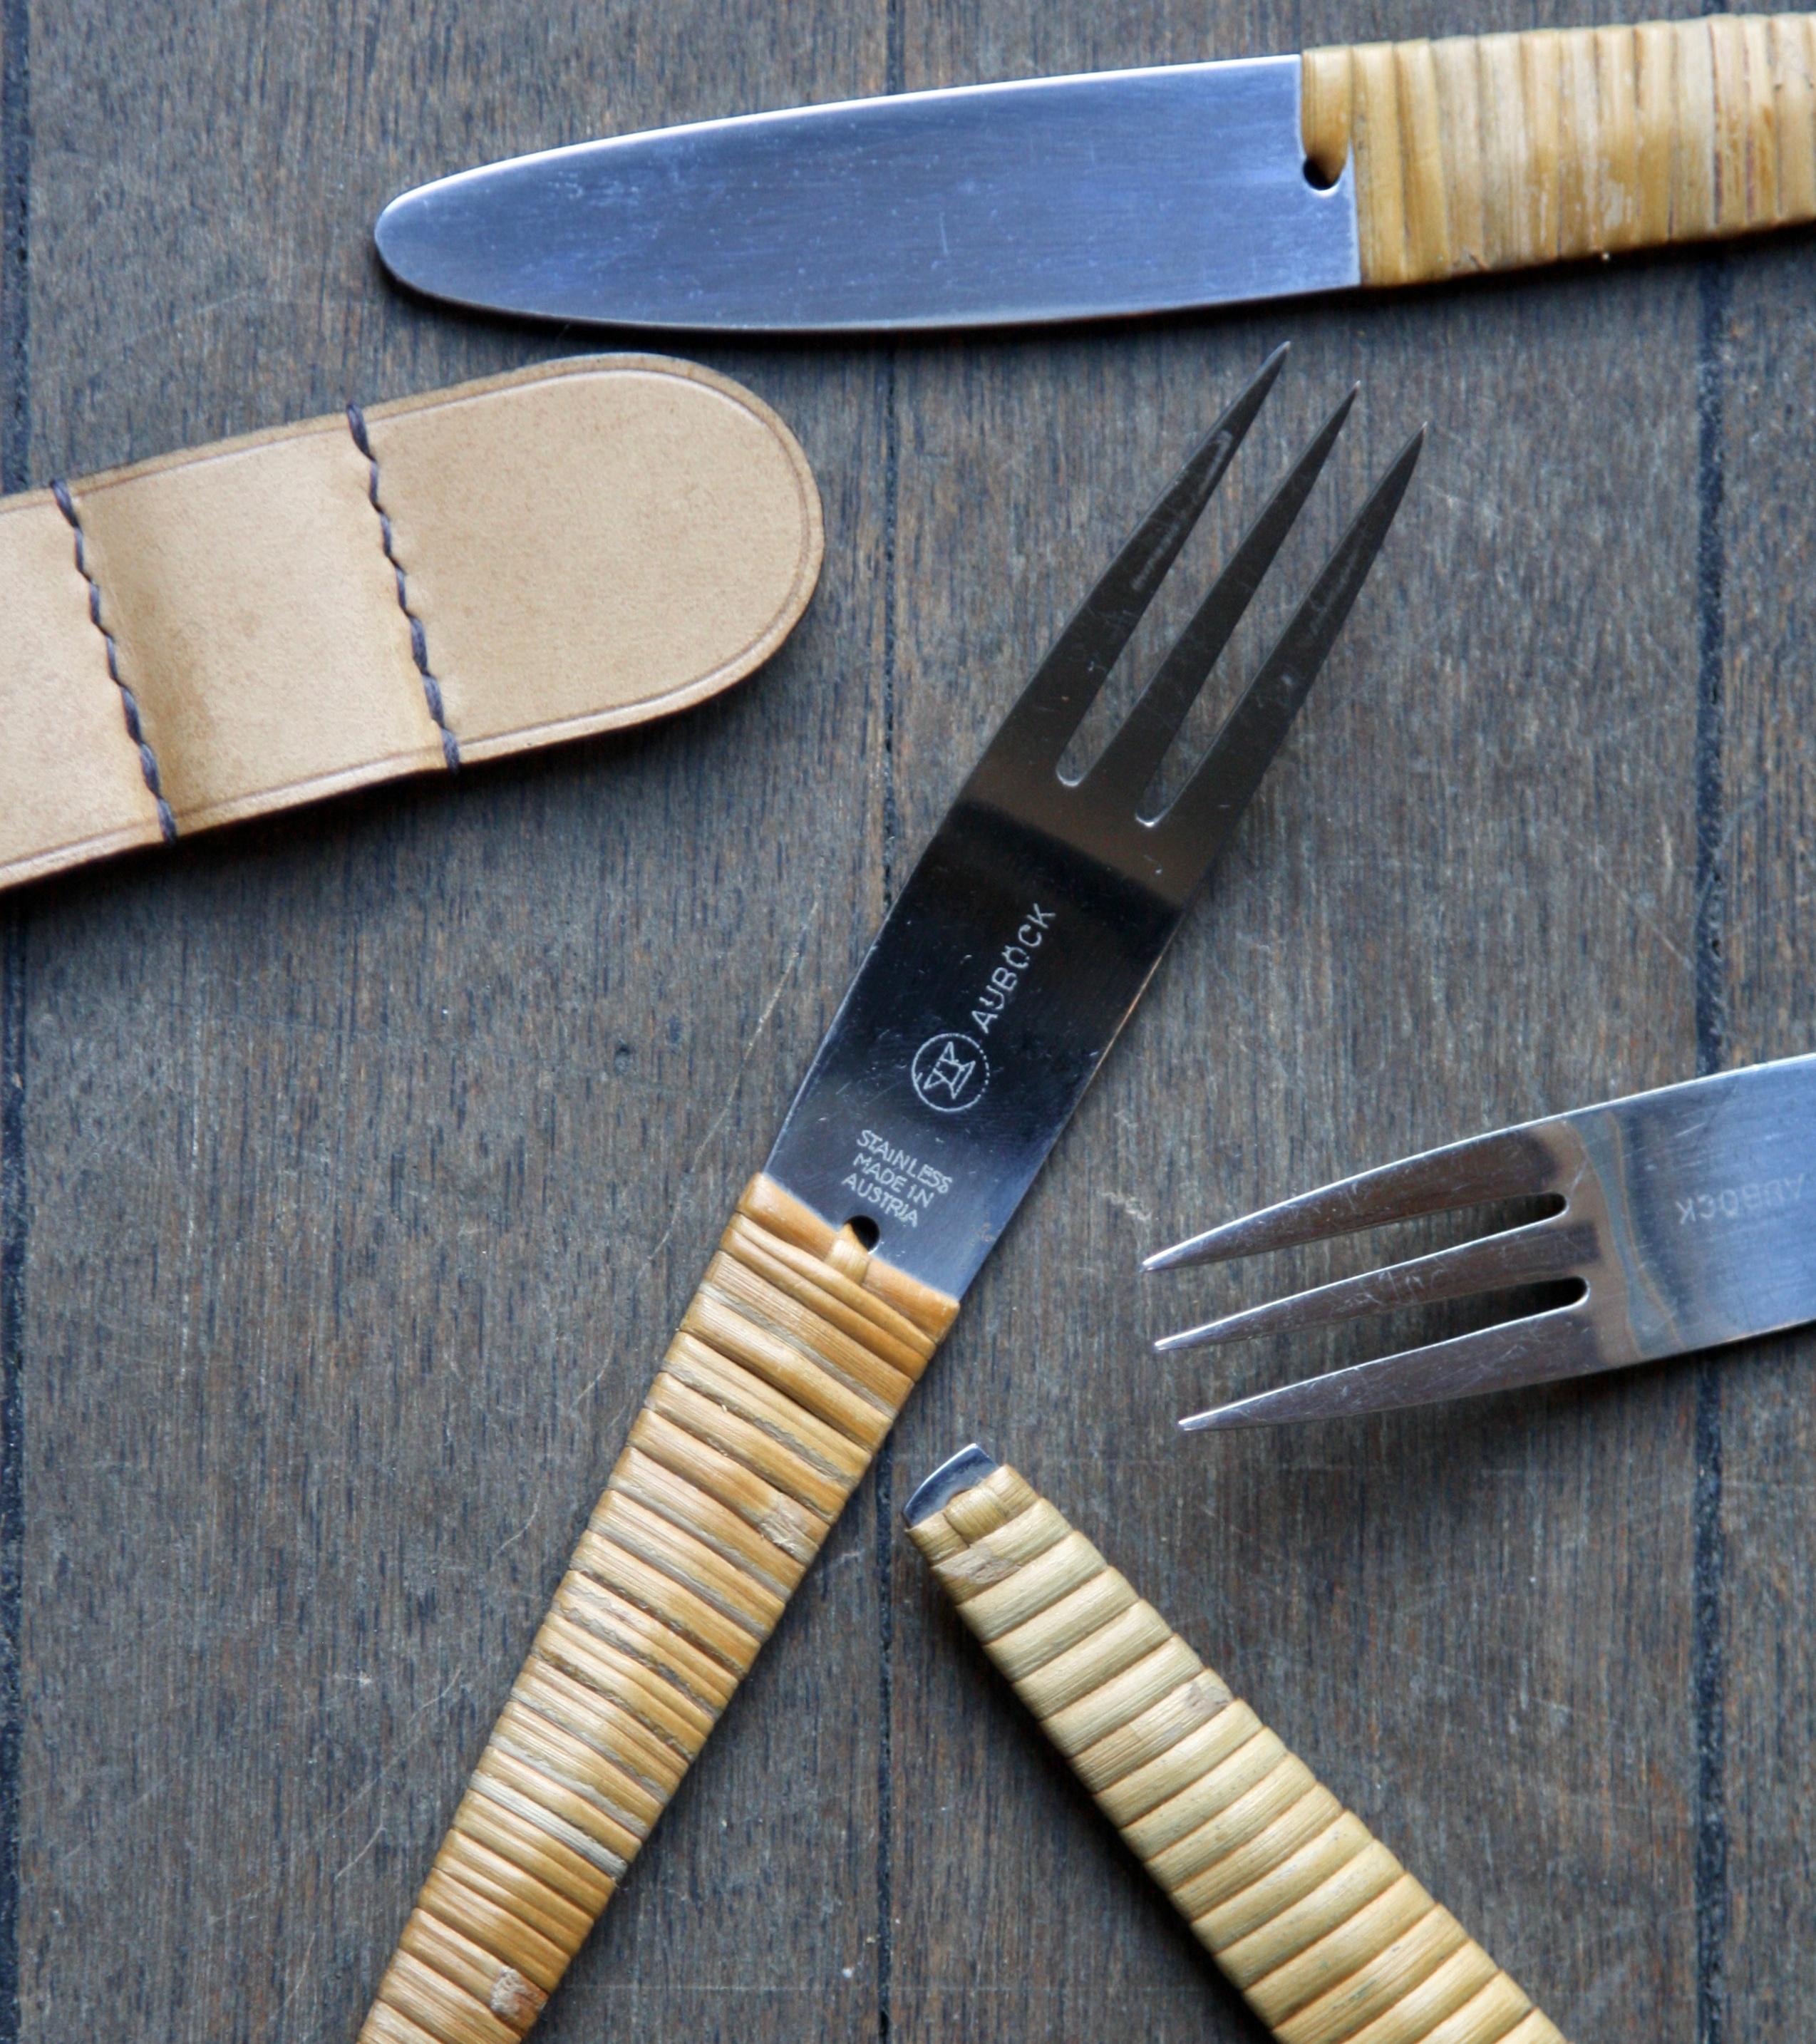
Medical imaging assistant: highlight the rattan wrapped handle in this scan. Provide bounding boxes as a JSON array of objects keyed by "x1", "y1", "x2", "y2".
[
  {"x1": 906, "y1": 1450, "x2": 1568, "y2": 2044},
  {"x1": 1303, "y1": 13, "x2": 1816, "y2": 286},
  {"x1": 359, "y1": 1175, "x2": 959, "y2": 2043}
]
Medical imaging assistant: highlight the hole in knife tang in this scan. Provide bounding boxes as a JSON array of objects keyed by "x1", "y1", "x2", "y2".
[{"x1": 844, "y1": 1214, "x2": 881, "y2": 1251}]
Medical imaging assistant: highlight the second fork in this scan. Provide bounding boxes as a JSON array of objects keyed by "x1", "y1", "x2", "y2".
[{"x1": 1150, "y1": 1056, "x2": 1816, "y2": 1431}]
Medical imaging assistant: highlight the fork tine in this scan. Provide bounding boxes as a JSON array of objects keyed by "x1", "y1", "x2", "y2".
[
  {"x1": 1142, "y1": 1121, "x2": 1557, "y2": 1274},
  {"x1": 1148, "y1": 426, "x2": 1423, "y2": 872},
  {"x1": 982, "y1": 346, "x2": 1288, "y2": 773},
  {"x1": 1085, "y1": 390, "x2": 1355, "y2": 816},
  {"x1": 1154, "y1": 1216, "x2": 1589, "y2": 1355},
  {"x1": 1177, "y1": 1301, "x2": 1606, "y2": 1432}
]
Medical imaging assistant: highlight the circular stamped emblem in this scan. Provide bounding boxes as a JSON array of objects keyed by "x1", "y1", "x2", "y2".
[{"x1": 911, "y1": 1032, "x2": 989, "y2": 1114}]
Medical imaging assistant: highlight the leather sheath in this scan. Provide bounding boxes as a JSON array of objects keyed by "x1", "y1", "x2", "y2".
[{"x1": 0, "y1": 353, "x2": 823, "y2": 892}]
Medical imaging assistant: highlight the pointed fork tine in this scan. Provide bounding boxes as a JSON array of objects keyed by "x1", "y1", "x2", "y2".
[
  {"x1": 1155, "y1": 1215, "x2": 1590, "y2": 1356},
  {"x1": 1149, "y1": 427, "x2": 1424, "y2": 872},
  {"x1": 985, "y1": 346, "x2": 1288, "y2": 772},
  {"x1": 1144, "y1": 1120, "x2": 1557, "y2": 1274},
  {"x1": 1085, "y1": 389, "x2": 1356, "y2": 816},
  {"x1": 1178, "y1": 1302, "x2": 1604, "y2": 1432}
]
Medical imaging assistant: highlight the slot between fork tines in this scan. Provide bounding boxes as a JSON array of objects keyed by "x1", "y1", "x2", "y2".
[
  {"x1": 1152, "y1": 1057, "x2": 1816, "y2": 1431},
  {"x1": 969, "y1": 344, "x2": 1423, "y2": 928}
]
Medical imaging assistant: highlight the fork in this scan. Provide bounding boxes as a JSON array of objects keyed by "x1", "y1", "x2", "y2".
[
  {"x1": 356, "y1": 356, "x2": 1423, "y2": 2044},
  {"x1": 1147, "y1": 1057, "x2": 1816, "y2": 1431}
]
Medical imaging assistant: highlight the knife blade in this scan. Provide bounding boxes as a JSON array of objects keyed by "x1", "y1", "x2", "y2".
[
  {"x1": 356, "y1": 354, "x2": 1421, "y2": 2043},
  {"x1": 376, "y1": 14, "x2": 1816, "y2": 333},
  {"x1": 378, "y1": 58, "x2": 1355, "y2": 330}
]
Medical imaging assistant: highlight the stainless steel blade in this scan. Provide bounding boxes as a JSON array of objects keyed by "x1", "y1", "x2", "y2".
[
  {"x1": 761, "y1": 376, "x2": 1419, "y2": 1298},
  {"x1": 375, "y1": 61, "x2": 1361, "y2": 331},
  {"x1": 762, "y1": 792, "x2": 1177, "y2": 1296}
]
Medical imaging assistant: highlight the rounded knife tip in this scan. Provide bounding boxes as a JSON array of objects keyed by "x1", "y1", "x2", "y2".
[
  {"x1": 373, "y1": 195, "x2": 411, "y2": 272},
  {"x1": 903, "y1": 1442, "x2": 999, "y2": 1527},
  {"x1": 373, "y1": 188, "x2": 445, "y2": 294}
]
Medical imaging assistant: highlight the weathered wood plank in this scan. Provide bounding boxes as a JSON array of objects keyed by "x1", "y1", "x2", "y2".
[
  {"x1": 887, "y1": 4, "x2": 1706, "y2": 2038},
  {"x1": 1714, "y1": 233, "x2": 1816, "y2": 2040},
  {"x1": 1, "y1": 14, "x2": 27, "y2": 2040},
  {"x1": 16, "y1": 3, "x2": 895, "y2": 2039}
]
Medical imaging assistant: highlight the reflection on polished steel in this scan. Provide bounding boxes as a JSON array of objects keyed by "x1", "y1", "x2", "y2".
[
  {"x1": 375, "y1": 60, "x2": 1361, "y2": 332},
  {"x1": 1152, "y1": 1055, "x2": 1816, "y2": 1430},
  {"x1": 764, "y1": 349, "x2": 1422, "y2": 1298},
  {"x1": 903, "y1": 1443, "x2": 1001, "y2": 1528}
]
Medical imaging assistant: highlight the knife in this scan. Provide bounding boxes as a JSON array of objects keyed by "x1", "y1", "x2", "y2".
[
  {"x1": 376, "y1": 14, "x2": 1816, "y2": 333},
  {"x1": 356, "y1": 353, "x2": 1420, "y2": 2042}
]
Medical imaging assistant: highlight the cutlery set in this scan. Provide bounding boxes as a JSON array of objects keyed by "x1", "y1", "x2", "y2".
[
  {"x1": 10, "y1": 6, "x2": 1815, "y2": 2038},
  {"x1": 354, "y1": 16, "x2": 1816, "y2": 2023}
]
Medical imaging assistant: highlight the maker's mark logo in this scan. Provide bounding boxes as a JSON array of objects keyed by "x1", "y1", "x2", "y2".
[
  {"x1": 912, "y1": 1032, "x2": 989, "y2": 1115},
  {"x1": 906, "y1": 904, "x2": 1055, "y2": 1115}
]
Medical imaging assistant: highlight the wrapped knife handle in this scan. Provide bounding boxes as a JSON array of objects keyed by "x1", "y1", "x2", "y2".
[
  {"x1": 907, "y1": 1455, "x2": 1568, "y2": 2044},
  {"x1": 359, "y1": 1176, "x2": 958, "y2": 2043},
  {"x1": 1303, "y1": 13, "x2": 1816, "y2": 287}
]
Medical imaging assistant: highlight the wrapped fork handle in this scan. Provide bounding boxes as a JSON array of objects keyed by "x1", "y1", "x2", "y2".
[
  {"x1": 360, "y1": 1177, "x2": 959, "y2": 2043},
  {"x1": 907, "y1": 1453, "x2": 1569, "y2": 2044},
  {"x1": 1305, "y1": 14, "x2": 1816, "y2": 287}
]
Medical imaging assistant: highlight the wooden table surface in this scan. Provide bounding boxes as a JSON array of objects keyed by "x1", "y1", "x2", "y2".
[{"x1": 4, "y1": 1, "x2": 1815, "y2": 2039}]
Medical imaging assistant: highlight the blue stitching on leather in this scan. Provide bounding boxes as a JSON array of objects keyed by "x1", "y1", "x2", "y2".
[
  {"x1": 50, "y1": 478, "x2": 178, "y2": 843},
  {"x1": 346, "y1": 402, "x2": 460, "y2": 773}
]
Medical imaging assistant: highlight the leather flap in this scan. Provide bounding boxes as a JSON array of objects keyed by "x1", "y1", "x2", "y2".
[
  {"x1": 0, "y1": 493, "x2": 168, "y2": 887},
  {"x1": 0, "y1": 353, "x2": 822, "y2": 891},
  {"x1": 73, "y1": 419, "x2": 445, "y2": 833},
  {"x1": 365, "y1": 357, "x2": 824, "y2": 761}
]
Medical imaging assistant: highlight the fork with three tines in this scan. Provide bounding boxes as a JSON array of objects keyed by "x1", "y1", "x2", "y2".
[{"x1": 1149, "y1": 1056, "x2": 1816, "y2": 1430}]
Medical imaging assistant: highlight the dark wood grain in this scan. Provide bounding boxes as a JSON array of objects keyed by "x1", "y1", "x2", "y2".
[
  {"x1": 1713, "y1": 232, "x2": 1816, "y2": 2043},
  {"x1": 2, "y1": 1, "x2": 1812, "y2": 2040}
]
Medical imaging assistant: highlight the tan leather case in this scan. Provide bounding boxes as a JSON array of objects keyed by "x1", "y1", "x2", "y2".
[{"x1": 0, "y1": 354, "x2": 823, "y2": 891}]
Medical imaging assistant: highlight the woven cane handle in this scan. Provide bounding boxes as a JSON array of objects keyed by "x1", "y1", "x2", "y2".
[
  {"x1": 1303, "y1": 13, "x2": 1816, "y2": 286},
  {"x1": 907, "y1": 1457, "x2": 1568, "y2": 2044},
  {"x1": 359, "y1": 1175, "x2": 959, "y2": 2044}
]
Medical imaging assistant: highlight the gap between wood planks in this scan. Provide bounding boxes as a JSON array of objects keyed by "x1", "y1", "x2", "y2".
[
  {"x1": 0, "y1": 0, "x2": 28, "y2": 2033},
  {"x1": 1692, "y1": 245, "x2": 1732, "y2": 2044}
]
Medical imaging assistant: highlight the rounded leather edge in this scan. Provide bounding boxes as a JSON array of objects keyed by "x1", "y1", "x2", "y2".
[
  {"x1": 371, "y1": 353, "x2": 824, "y2": 762},
  {"x1": 0, "y1": 354, "x2": 825, "y2": 894}
]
